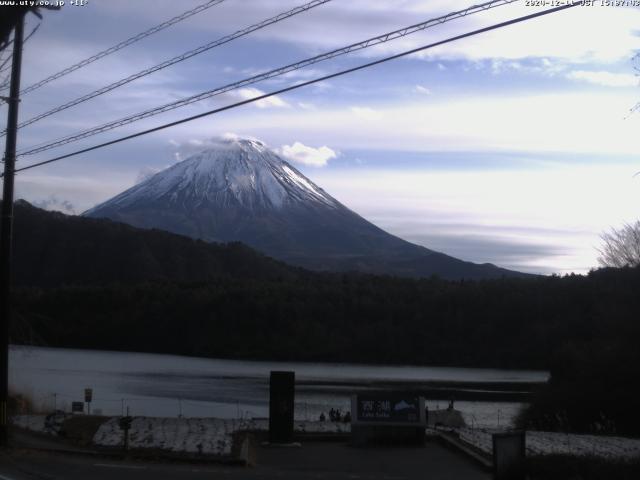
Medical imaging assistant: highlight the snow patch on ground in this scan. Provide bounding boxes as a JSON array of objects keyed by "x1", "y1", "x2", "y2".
[
  {"x1": 294, "y1": 419, "x2": 351, "y2": 434},
  {"x1": 93, "y1": 417, "x2": 350, "y2": 457},
  {"x1": 93, "y1": 417, "x2": 251, "y2": 456},
  {"x1": 11, "y1": 415, "x2": 50, "y2": 434},
  {"x1": 16, "y1": 413, "x2": 640, "y2": 461},
  {"x1": 457, "y1": 428, "x2": 640, "y2": 460}
]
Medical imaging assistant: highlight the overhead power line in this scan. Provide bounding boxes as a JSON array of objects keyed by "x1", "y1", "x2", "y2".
[
  {"x1": 0, "y1": 52, "x2": 13, "y2": 75},
  {"x1": 0, "y1": 68, "x2": 10, "y2": 93},
  {"x1": 6, "y1": 0, "x2": 332, "y2": 133},
  {"x1": 9, "y1": 0, "x2": 229, "y2": 96},
  {"x1": 18, "y1": 0, "x2": 519, "y2": 156},
  {"x1": 0, "y1": 36, "x2": 14, "y2": 106},
  {"x1": 11, "y1": 3, "x2": 579, "y2": 175},
  {"x1": 22, "y1": 21, "x2": 41, "y2": 45},
  {"x1": 0, "y1": 37, "x2": 14, "y2": 54}
]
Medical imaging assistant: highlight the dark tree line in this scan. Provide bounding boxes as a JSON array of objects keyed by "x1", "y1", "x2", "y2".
[
  {"x1": 12, "y1": 266, "x2": 640, "y2": 368},
  {"x1": 11, "y1": 266, "x2": 640, "y2": 434}
]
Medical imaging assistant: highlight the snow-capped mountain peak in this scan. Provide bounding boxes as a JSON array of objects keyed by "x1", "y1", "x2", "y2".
[
  {"x1": 84, "y1": 136, "x2": 526, "y2": 280},
  {"x1": 85, "y1": 138, "x2": 337, "y2": 215}
]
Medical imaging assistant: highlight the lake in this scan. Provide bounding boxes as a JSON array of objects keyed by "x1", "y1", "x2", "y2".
[{"x1": 9, "y1": 345, "x2": 548, "y2": 428}]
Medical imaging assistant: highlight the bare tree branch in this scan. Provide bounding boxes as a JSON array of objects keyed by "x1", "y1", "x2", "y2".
[{"x1": 598, "y1": 221, "x2": 640, "y2": 268}]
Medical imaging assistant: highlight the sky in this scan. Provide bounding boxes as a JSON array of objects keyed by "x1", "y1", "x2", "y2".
[{"x1": 2, "y1": 0, "x2": 640, "y2": 275}]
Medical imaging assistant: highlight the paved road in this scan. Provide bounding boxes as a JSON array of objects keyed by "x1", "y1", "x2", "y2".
[{"x1": 0, "y1": 441, "x2": 490, "y2": 480}]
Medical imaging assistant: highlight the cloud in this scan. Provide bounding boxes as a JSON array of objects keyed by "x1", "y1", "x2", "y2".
[
  {"x1": 213, "y1": 91, "x2": 640, "y2": 156},
  {"x1": 169, "y1": 135, "x2": 338, "y2": 170},
  {"x1": 396, "y1": 4, "x2": 640, "y2": 64},
  {"x1": 566, "y1": 70, "x2": 638, "y2": 88},
  {"x1": 32, "y1": 195, "x2": 77, "y2": 215},
  {"x1": 155, "y1": 1, "x2": 640, "y2": 64},
  {"x1": 414, "y1": 85, "x2": 431, "y2": 95},
  {"x1": 231, "y1": 87, "x2": 290, "y2": 109},
  {"x1": 167, "y1": 133, "x2": 267, "y2": 161},
  {"x1": 308, "y1": 162, "x2": 640, "y2": 275},
  {"x1": 350, "y1": 106, "x2": 383, "y2": 120},
  {"x1": 404, "y1": 230, "x2": 570, "y2": 274},
  {"x1": 278, "y1": 142, "x2": 337, "y2": 167},
  {"x1": 297, "y1": 102, "x2": 317, "y2": 110},
  {"x1": 16, "y1": 172, "x2": 131, "y2": 215}
]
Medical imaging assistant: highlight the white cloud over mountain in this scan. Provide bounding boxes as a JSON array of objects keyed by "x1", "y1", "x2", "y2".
[{"x1": 278, "y1": 142, "x2": 337, "y2": 167}]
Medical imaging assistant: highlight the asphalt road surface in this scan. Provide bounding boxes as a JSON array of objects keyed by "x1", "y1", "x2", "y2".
[{"x1": 0, "y1": 441, "x2": 491, "y2": 480}]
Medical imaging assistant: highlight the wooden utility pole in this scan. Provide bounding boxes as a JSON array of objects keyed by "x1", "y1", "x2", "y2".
[{"x1": 0, "y1": 11, "x2": 25, "y2": 448}]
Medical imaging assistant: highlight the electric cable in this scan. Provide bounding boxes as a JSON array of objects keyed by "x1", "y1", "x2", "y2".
[
  {"x1": 6, "y1": 0, "x2": 331, "y2": 133},
  {"x1": 17, "y1": 0, "x2": 520, "y2": 155},
  {"x1": 8, "y1": 0, "x2": 230, "y2": 96},
  {"x1": 10, "y1": 3, "x2": 579, "y2": 176}
]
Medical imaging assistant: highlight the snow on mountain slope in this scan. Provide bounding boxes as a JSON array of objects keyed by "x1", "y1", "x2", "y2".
[
  {"x1": 85, "y1": 138, "x2": 337, "y2": 216},
  {"x1": 85, "y1": 137, "x2": 527, "y2": 280}
]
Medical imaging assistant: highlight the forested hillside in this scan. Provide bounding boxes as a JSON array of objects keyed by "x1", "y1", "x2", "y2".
[{"x1": 8, "y1": 201, "x2": 640, "y2": 434}]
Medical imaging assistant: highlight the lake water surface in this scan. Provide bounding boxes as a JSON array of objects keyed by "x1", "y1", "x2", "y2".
[{"x1": 10, "y1": 346, "x2": 548, "y2": 428}]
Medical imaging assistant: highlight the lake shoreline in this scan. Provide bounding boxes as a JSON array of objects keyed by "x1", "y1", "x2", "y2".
[
  {"x1": 10, "y1": 345, "x2": 544, "y2": 426},
  {"x1": 10, "y1": 343, "x2": 550, "y2": 375}
]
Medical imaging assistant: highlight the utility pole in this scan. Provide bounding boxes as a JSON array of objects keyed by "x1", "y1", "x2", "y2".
[{"x1": 0, "y1": 12, "x2": 25, "y2": 448}]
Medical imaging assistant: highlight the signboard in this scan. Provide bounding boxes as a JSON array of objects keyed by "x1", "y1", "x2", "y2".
[
  {"x1": 119, "y1": 416, "x2": 133, "y2": 430},
  {"x1": 353, "y1": 394, "x2": 425, "y2": 425},
  {"x1": 268, "y1": 371, "x2": 295, "y2": 444},
  {"x1": 71, "y1": 401, "x2": 84, "y2": 413},
  {"x1": 84, "y1": 388, "x2": 93, "y2": 403},
  {"x1": 493, "y1": 431, "x2": 526, "y2": 480}
]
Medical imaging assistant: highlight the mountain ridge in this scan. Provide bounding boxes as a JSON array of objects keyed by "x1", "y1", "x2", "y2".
[{"x1": 10, "y1": 199, "x2": 301, "y2": 287}]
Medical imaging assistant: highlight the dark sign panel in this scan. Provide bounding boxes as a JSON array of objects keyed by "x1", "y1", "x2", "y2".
[
  {"x1": 119, "y1": 416, "x2": 133, "y2": 430},
  {"x1": 356, "y1": 394, "x2": 420, "y2": 423},
  {"x1": 493, "y1": 431, "x2": 526, "y2": 480},
  {"x1": 71, "y1": 401, "x2": 84, "y2": 413},
  {"x1": 269, "y1": 371, "x2": 295, "y2": 444},
  {"x1": 84, "y1": 388, "x2": 92, "y2": 403}
]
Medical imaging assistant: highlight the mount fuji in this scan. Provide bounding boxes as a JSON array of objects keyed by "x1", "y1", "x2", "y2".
[{"x1": 84, "y1": 138, "x2": 525, "y2": 279}]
